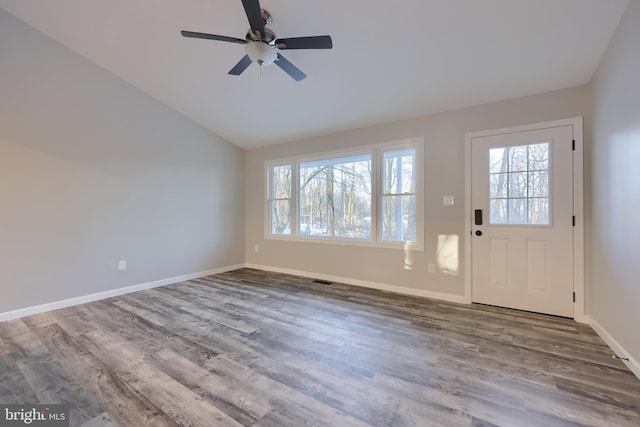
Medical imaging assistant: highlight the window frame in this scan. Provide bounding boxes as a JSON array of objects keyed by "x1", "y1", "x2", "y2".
[
  {"x1": 265, "y1": 138, "x2": 424, "y2": 250},
  {"x1": 379, "y1": 145, "x2": 421, "y2": 244},
  {"x1": 267, "y1": 163, "x2": 295, "y2": 235}
]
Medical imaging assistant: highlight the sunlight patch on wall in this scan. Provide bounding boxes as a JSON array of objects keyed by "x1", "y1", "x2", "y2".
[
  {"x1": 436, "y1": 234, "x2": 459, "y2": 275},
  {"x1": 404, "y1": 241, "x2": 414, "y2": 270}
]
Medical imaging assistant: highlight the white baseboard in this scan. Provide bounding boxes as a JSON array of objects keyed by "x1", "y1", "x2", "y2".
[
  {"x1": 244, "y1": 263, "x2": 469, "y2": 305},
  {"x1": 573, "y1": 313, "x2": 589, "y2": 325},
  {"x1": 0, "y1": 264, "x2": 244, "y2": 323},
  {"x1": 588, "y1": 315, "x2": 640, "y2": 381}
]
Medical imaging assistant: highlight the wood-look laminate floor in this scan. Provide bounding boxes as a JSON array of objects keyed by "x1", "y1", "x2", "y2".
[{"x1": 1, "y1": 269, "x2": 639, "y2": 426}]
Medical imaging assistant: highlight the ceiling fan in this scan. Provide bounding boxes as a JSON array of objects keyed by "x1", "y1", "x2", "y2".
[{"x1": 181, "y1": 0, "x2": 333, "y2": 81}]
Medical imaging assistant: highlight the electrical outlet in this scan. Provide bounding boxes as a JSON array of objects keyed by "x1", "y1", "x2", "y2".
[
  {"x1": 254, "y1": 244, "x2": 259, "y2": 253},
  {"x1": 428, "y1": 263, "x2": 435, "y2": 273},
  {"x1": 118, "y1": 260, "x2": 127, "y2": 271}
]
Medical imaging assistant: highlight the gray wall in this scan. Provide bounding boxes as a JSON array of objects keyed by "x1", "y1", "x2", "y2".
[
  {"x1": 591, "y1": 1, "x2": 640, "y2": 363},
  {"x1": 0, "y1": 10, "x2": 245, "y2": 314},
  {"x1": 245, "y1": 85, "x2": 591, "y2": 298}
]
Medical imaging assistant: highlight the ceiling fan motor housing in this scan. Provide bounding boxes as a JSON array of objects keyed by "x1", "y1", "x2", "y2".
[
  {"x1": 247, "y1": 9, "x2": 274, "y2": 42},
  {"x1": 261, "y1": 9, "x2": 273, "y2": 27},
  {"x1": 247, "y1": 26, "x2": 275, "y2": 43}
]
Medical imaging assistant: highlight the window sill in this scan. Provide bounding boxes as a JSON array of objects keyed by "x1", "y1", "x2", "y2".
[{"x1": 264, "y1": 234, "x2": 424, "y2": 252}]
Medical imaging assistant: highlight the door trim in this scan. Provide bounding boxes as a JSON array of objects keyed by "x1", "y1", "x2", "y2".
[{"x1": 464, "y1": 117, "x2": 585, "y2": 322}]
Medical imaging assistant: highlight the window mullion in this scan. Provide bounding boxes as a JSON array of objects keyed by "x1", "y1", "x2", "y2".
[
  {"x1": 372, "y1": 149, "x2": 380, "y2": 242},
  {"x1": 292, "y1": 161, "x2": 298, "y2": 236},
  {"x1": 395, "y1": 153, "x2": 403, "y2": 241}
]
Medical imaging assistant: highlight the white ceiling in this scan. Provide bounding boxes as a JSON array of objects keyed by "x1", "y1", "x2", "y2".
[{"x1": 0, "y1": 0, "x2": 629, "y2": 149}]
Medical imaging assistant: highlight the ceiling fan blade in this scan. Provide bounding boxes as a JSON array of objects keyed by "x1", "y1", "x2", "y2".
[
  {"x1": 228, "y1": 55, "x2": 253, "y2": 76},
  {"x1": 181, "y1": 31, "x2": 246, "y2": 44},
  {"x1": 275, "y1": 54, "x2": 306, "y2": 81},
  {"x1": 275, "y1": 35, "x2": 333, "y2": 50},
  {"x1": 242, "y1": 0, "x2": 265, "y2": 37}
]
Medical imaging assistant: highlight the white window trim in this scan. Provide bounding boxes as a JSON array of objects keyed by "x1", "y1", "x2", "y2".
[
  {"x1": 265, "y1": 160, "x2": 297, "y2": 236},
  {"x1": 264, "y1": 137, "x2": 424, "y2": 251}
]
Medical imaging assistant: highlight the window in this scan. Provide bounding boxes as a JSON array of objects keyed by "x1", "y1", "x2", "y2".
[
  {"x1": 268, "y1": 164, "x2": 292, "y2": 234},
  {"x1": 266, "y1": 138, "x2": 423, "y2": 248},
  {"x1": 299, "y1": 154, "x2": 372, "y2": 238},
  {"x1": 489, "y1": 142, "x2": 550, "y2": 225},
  {"x1": 381, "y1": 149, "x2": 417, "y2": 241}
]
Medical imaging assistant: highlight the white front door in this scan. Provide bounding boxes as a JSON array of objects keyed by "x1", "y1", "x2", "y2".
[{"x1": 471, "y1": 124, "x2": 575, "y2": 317}]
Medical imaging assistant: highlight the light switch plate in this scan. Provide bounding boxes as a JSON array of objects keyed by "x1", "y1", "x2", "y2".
[{"x1": 443, "y1": 195, "x2": 455, "y2": 206}]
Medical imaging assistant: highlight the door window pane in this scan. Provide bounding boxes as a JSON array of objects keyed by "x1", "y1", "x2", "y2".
[
  {"x1": 509, "y1": 145, "x2": 528, "y2": 172},
  {"x1": 490, "y1": 173, "x2": 508, "y2": 198},
  {"x1": 508, "y1": 172, "x2": 528, "y2": 198},
  {"x1": 529, "y1": 198, "x2": 549, "y2": 224},
  {"x1": 489, "y1": 142, "x2": 550, "y2": 225},
  {"x1": 489, "y1": 148, "x2": 508, "y2": 173},
  {"x1": 528, "y1": 171, "x2": 549, "y2": 197},
  {"x1": 508, "y1": 198, "x2": 528, "y2": 224},
  {"x1": 490, "y1": 199, "x2": 508, "y2": 224},
  {"x1": 529, "y1": 143, "x2": 550, "y2": 170}
]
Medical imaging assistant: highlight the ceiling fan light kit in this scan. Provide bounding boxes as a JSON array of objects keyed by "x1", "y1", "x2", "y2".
[
  {"x1": 245, "y1": 39, "x2": 277, "y2": 66},
  {"x1": 181, "y1": 0, "x2": 333, "y2": 81}
]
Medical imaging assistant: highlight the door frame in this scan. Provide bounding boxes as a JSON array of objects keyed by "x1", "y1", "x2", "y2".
[{"x1": 464, "y1": 117, "x2": 585, "y2": 322}]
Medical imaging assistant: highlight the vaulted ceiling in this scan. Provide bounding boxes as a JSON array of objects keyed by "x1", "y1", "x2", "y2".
[{"x1": 0, "y1": 0, "x2": 629, "y2": 149}]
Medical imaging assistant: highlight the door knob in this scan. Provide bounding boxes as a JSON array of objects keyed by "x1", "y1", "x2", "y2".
[{"x1": 475, "y1": 230, "x2": 483, "y2": 236}]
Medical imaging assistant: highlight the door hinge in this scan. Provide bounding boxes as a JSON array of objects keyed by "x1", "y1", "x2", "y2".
[
  {"x1": 572, "y1": 139, "x2": 576, "y2": 151},
  {"x1": 573, "y1": 292, "x2": 576, "y2": 303},
  {"x1": 572, "y1": 216, "x2": 576, "y2": 226}
]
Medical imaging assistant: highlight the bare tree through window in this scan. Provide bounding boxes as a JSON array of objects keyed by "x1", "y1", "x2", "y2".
[
  {"x1": 299, "y1": 155, "x2": 372, "y2": 238},
  {"x1": 382, "y1": 149, "x2": 417, "y2": 241},
  {"x1": 270, "y1": 165, "x2": 291, "y2": 234}
]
